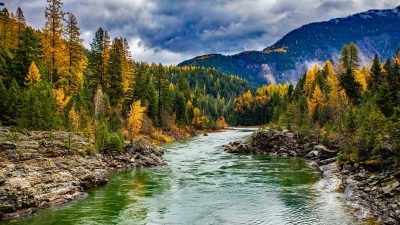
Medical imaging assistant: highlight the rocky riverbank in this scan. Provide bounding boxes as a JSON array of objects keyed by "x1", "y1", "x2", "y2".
[
  {"x1": 225, "y1": 128, "x2": 400, "y2": 225},
  {"x1": 0, "y1": 127, "x2": 165, "y2": 220}
]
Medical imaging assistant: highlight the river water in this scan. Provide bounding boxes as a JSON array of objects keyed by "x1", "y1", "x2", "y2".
[{"x1": 4, "y1": 128, "x2": 359, "y2": 225}]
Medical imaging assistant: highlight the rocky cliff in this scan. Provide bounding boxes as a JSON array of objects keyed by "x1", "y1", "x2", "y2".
[{"x1": 0, "y1": 127, "x2": 164, "y2": 220}]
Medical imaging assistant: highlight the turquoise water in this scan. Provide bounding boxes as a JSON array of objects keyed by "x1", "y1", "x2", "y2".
[{"x1": 3, "y1": 128, "x2": 359, "y2": 225}]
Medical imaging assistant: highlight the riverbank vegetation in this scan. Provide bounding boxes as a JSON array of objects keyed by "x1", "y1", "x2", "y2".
[
  {"x1": 0, "y1": 1, "x2": 248, "y2": 149},
  {"x1": 234, "y1": 43, "x2": 400, "y2": 170}
]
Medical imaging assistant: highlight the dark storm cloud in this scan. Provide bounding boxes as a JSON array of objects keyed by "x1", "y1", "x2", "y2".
[{"x1": 3, "y1": 0, "x2": 398, "y2": 64}]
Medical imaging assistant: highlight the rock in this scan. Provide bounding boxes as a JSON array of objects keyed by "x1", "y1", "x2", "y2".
[
  {"x1": 382, "y1": 180, "x2": 400, "y2": 194},
  {"x1": 313, "y1": 144, "x2": 337, "y2": 159},
  {"x1": 204, "y1": 133, "x2": 208, "y2": 136},
  {"x1": 224, "y1": 128, "x2": 301, "y2": 156},
  {"x1": 306, "y1": 150, "x2": 319, "y2": 159},
  {"x1": 317, "y1": 157, "x2": 337, "y2": 166},
  {"x1": 0, "y1": 141, "x2": 17, "y2": 150}
]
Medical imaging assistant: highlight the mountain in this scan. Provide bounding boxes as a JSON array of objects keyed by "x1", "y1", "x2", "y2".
[{"x1": 178, "y1": 6, "x2": 400, "y2": 86}]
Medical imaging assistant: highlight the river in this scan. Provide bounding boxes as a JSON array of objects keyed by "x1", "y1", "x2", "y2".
[{"x1": 4, "y1": 128, "x2": 359, "y2": 225}]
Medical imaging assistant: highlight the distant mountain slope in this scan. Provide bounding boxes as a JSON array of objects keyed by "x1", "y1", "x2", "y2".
[{"x1": 179, "y1": 6, "x2": 400, "y2": 86}]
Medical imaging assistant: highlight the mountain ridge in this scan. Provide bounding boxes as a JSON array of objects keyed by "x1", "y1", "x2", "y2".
[{"x1": 179, "y1": 6, "x2": 400, "y2": 86}]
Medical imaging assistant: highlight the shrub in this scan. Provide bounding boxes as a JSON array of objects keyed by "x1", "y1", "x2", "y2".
[{"x1": 106, "y1": 133, "x2": 124, "y2": 153}]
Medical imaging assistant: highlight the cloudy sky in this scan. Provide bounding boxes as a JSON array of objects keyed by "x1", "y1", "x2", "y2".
[{"x1": 4, "y1": 0, "x2": 399, "y2": 65}]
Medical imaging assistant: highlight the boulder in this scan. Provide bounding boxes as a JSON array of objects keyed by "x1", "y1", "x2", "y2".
[
  {"x1": 306, "y1": 150, "x2": 319, "y2": 159},
  {"x1": 313, "y1": 145, "x2": 337, "y2": 159}
]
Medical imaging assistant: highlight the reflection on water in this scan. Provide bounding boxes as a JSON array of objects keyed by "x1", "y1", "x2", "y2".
[{"x1": 3, "y1": 128, "x2": 359, "y2": 225}]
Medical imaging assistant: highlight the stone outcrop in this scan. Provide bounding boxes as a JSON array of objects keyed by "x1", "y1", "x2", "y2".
[
  {"x1": 224, "y1": 127, "x2": 400, "y2": 225},
  {"x1": 0, "y1": 127, "x2": 164, "y2": 220},
  {"x1": 225, "y1": 128, "x2": 337, "y2": 160}
]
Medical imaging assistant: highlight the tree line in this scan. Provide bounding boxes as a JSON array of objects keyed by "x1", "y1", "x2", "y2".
[{"x1": 0, "y1": 1, "x2": 249, "y2": 151}]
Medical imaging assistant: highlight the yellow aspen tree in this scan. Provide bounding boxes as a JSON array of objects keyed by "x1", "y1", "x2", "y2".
[
  {"x1": 304, "y1": 64, "x2": 319, "y2": 96},
  {"x1": 327, "y1": 71, "x2": 340, "y2": 107},
  {"x1": 126, "y1": 100, "x2": 146, "y2": 141},
  {"x1": 308, "y1": 84, "x2": 325, "y2": 117},
  {"x1": 192, "y1": 107, "x2": 202, "y2": 127},
  {"x1": 243, "y1": 90, "x2": 253, "y2": 109},
  {"x1": 354, "y1": 69, "x2": 368, "y2": 92},
  {"x1": 215, "y1": 117, "x2": 228, "y2": 129},
  {"x1": 68, "y1": 107, "x2": 80, "y2": 131},
  {"x1": 361, "y1": 66, "x2": 371, "y2": 86},
  {"x1": 54, "y1": 88, "x2": 71, "y2": 110},
  {"x1": 25, "y1": 61, "x2": 41, "y2": 87}
]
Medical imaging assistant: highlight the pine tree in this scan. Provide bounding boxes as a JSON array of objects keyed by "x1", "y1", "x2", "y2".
[
  {"x1": 340, "y1": 45, "x2": 350, "y2": 71},
  {"x1": 0, "y1": 79, "x2": 7, "y2": 123},
  {"x1": 175, "y1": 91, "x2": 188, "y2": 126},
  {"x1": 340, "y1": 69, "x2": 361, "y2": 104},
  {"x1": 385, "y1": 59, "x2": 399, "y2": 105},
  {"x1": 369, "y1": 54, "x2": 382, "y2": 94},
  {"x1": 88, "y1": 28, "x2": 112, "y2": 91},
  {"x1": 348, "y1": 42, "x2": 360, "y2": 71},
  {"x1": 177, "y1": 73, "x2": 191, "y2": 101},
  {"x1": 10, "y1": 27, "x2": 41, "y2": 85},
  {"x1": 376, "y1": 82, "x2": 394, "y2": 117},
  {"x1": 106, "y1": 38, "x2": 124, "y2": 106},
  {"x1": 146, "y1": 76, "x2": 158, "y2": 123},
  {"x1": 25, "y1": 61, "x2": 41, "y2": 87},
  {"x1": 133, "y1": 63, "x2": 149, "y2": 103},
  {"x1": 3, "y1": 79, "x2": 20, "y2": 126},
  {"x1": 20, "y1": 83, "x2": 59, "y2": 130},
  {"x1": 154, "y1": 63, "x2": 170, "y2": 126},
  {"x1": 340, "y1": 43, "x2": 360, "y2": 72},
  {"x1": 15, "y1": 7, "x2": 26, "y2": 45},
  {"x1": 89, "y1": 28, "x2": 105, "y2": 89}
]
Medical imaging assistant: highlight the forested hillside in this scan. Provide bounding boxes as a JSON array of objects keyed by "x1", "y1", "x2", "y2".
[
  {"x1": 236, "y1": 42, "x2": 400, "y2": 168},
  {"x1": 0, "y1": 0, "x2": 249, "y2": 149},
  {"x1": 179, "y1": 6, "x2": 400, "y2": 86}
]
